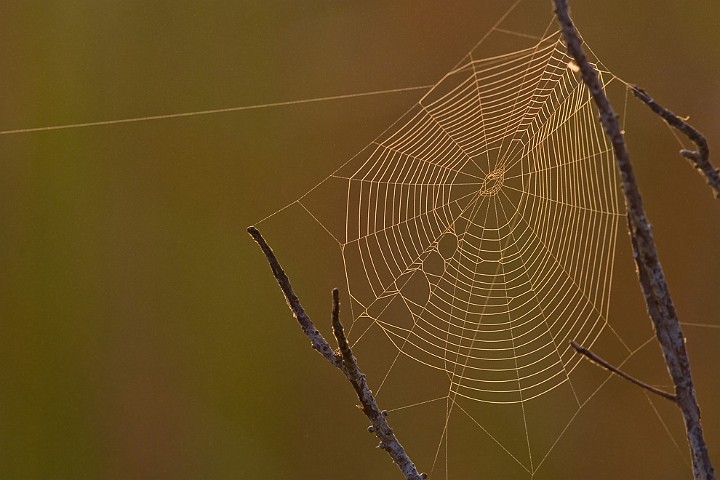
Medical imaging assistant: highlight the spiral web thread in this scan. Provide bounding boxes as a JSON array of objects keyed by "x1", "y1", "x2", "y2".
[
  {"x1": 337, "y1": 31, "x2": 622, "y2": 406},
  {"x1": 256, "y1": 10, "x2": 690, "y2": 478}
]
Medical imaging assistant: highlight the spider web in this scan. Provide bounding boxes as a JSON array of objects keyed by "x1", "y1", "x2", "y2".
[
  {"x1": 0, "y1": 2, "x2": 714, "y2": 479},
  {"x1": 334, "y1": 31, "x2": 621, "y2": 406},
  {"x1": 254, "y1": 6, "x2": 687, "y2": 479}
]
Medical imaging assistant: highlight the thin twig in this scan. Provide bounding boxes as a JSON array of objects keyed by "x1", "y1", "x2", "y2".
[
  {"x1": 248, "y1": 226, "x2": 425, "y2": 480},
  {"x1": 553, "y1": 2, "x2": 716, "y2": 479},
  {"x1": 246, "y1": 226, "x2": 341, "y2": 368},
  {"x1": 570, "y1": 341, "x2": 676, "y2": 402},
  {"x1": 632, "y1": 86, "x2": 720, "y2": 199}
]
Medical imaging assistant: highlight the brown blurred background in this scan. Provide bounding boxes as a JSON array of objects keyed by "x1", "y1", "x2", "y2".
[{"x1": 1, "y1": 1, "x2": 718, "y2": 479}]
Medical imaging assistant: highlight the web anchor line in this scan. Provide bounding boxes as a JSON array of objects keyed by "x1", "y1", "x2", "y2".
[{"x1": 0, "y1": 85, "x2": 432, "y2": 136}]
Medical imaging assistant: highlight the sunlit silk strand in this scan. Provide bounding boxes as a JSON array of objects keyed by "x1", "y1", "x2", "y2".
[{"x1": 0, "y1": 85, "x2": 432, "y2": 136}]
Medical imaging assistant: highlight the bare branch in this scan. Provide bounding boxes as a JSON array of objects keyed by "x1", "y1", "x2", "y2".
[
  {"x1": 246, "y1": 226, "x2": 341, "y2": 368},
  {"x1": 553, "y1": 2, "x2": 716, "y2": 479},
  {"x1": 631, "y1": 86, "x2": 720, "y2": 199},
  {"x1": 248, "y1": 226, "x2": 425, "y2": 480},
  {"x1": 570, "y1": 341, "x2": 676, "y2": 402}
]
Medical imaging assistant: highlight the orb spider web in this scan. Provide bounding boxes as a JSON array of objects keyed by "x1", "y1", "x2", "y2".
[
  {"x1": 336, "y1": 31, "x2": 621, "y2": 406},
  {"x1": 255, "y1": 7, "x2": 676, "y2": 478}
]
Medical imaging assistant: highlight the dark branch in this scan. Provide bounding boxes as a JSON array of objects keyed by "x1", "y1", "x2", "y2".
[
  {"x1": 247, "y1": 226, "x2": 341, "y2": 368},
  {"x1": 331, "y1": 288, "x2": 354, "y2": 369},
  {"x1": 329, "y1": 289, "x2": 427, "y2": 480},
  {"x1": 632, "y1": 86, "x2": 720, "y2": 199},
  {"x1": 570, "y1": 341, "x2": 676, "y2": 402},
  {"x1": 248, "y1": 226, "x2": 425, "y2": 480},
  {"x1": 553, "y1": 2, "x2": 716, "y2": 479}
]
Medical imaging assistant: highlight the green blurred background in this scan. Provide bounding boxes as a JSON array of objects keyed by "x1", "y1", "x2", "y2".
[{"x1": 1, "y1": 1, "x2": 718, "y2": 479}]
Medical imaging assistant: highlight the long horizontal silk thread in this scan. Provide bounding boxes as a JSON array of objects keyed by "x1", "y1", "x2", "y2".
[{"x1": 0, "y1": 85, "x2": 432, "y2": 136}]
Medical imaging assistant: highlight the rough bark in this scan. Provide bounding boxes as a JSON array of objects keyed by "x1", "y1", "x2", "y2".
[
  {"x1": 247, "y1": 226, "x2": 425, "y2": 480},
  {"x1": 553, "y1": 2, "x2": 716, "y2": 479}
]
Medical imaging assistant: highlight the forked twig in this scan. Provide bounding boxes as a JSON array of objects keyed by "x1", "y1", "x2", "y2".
[
  {"x1": 631, "y1": 86, "x2": 720, "y2": 199},
  {"x1": 570, "y1": 341, "x2": 676, "y2": 402},
  {"x1": 632, "y1": 85, "x2": 720, "y2": 199},
  {"x1": 554, "y1": 2, "x2": 716, "y2": 479},
  {"x1": 247, "y1": 226, "x2": 425, "y2": 480}
]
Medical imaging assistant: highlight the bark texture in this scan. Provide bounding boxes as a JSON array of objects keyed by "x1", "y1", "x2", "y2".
[
  {"x1": 248, "y1": 226, "x2": 425, "y2": 480},
  {"x1": 554, "y1": 2, "x2": 715, "y2": 479}
]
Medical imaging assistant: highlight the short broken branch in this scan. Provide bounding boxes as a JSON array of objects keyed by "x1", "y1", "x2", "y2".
[
  {"x1": 632, "y1": 86, "x2": 720, "y2": 199},
  {"x1": 248, "y1": 226, "x2": 425, "y2": 480},
  {"x1": 570, "y1": 340, "x2": 676, "y2": 402}
]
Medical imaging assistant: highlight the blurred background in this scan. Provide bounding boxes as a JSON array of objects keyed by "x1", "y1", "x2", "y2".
[{"x1": 1, "y1": 1, "x2": 718, "y2": 479}]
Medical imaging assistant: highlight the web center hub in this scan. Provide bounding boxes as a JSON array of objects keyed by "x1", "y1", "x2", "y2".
[{"x1": 479, "y1": 166, "x2": 505, "y2": 196}]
